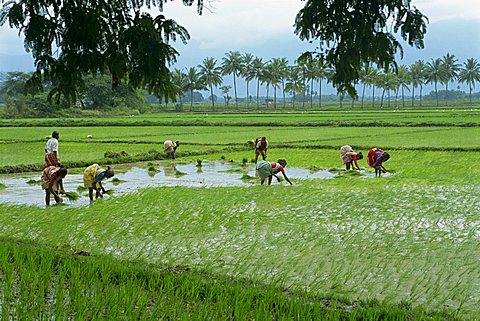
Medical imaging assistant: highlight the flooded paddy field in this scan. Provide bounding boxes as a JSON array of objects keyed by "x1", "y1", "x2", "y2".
[{"x1": 0, "y1": 161, "x2": 338, "y2": 207}]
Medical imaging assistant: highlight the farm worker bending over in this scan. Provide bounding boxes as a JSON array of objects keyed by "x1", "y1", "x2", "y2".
[
  {"x1": 164, "y1": 140, "x2": 180, "y2": 159},
  {"x1": 256, "y1": 159, "x2": 293, "y2": 185},
  {"x1": 339, "y1": 145, "x2": 363, "y2": 170},
  {"x1": 83, "y1": 164, "x2": 115, "y2": 201},
  {"x1": 254, "y1": 136, "x2": 268, "y2": 163},
  {"x1": 41, "y1": 166, "x2": 68, "y2": 206},
  {"x1": 44, "y1": 130, "x2": 65, "y2": 192},
  {"x1": 367, "y1": 148, "x2": 390, "y2": 177}
]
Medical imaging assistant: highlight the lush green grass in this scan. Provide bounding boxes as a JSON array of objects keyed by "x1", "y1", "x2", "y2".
[
  {"x1": 0, "y1": 238, "x2": 459, "y2": 320},
  {"x1": 1, "y1": 126, "x2": 479, "y2": 169},
  {"x1": 0, "y1": 110, "x2": 479, "y2": 319},
  {"x1": 0, "y1": 178, "x2": 477, "y2": 318},
  {"x1": 1, "y1": 109, "x2": 479, "y2": 127}
]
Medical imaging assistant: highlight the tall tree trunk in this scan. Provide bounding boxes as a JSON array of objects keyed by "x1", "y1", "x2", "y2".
[
  {"x1": 310, "y1": 78, "x2": 314, "y2": 109},
  {"x1": 246, "y1": 80, "x2": 250, "y2": 110},
  {"x1": 282, "y1": 79, "x2": 286, "y2": 109},
  {"x1": 210, "y1": 84, "x2": 215, "y2": 112},
  {"x1": 318, "y1": 79, "x2": 322, "y2": 108},
  {"x1": 273, "y1": 87, "x2": 277, "y2": 109},
  {"x1": 256, "y1": 79, "x2": 260, "y2": 110},
  {"x1": 190, "y1": 89, "x2": 194, "y2": 112},
  {"x1": 233, "y1": 73, "x2": 238, "y2": 110},
  {"x1": 420, "y1": 85, "x2": 423, "y2": 107},
  {"x1": 469, "y1": 85, "x2": 473, "y2": 105},
  {"x1": 411, "y1": 86, "x2": 415, "y2": 108},
  {"x1": 361, "y1": 83, "x2": 366, "y2": 109},
  {"x1": 380, "y1": 89, "x2": 385, "y2": 108},
  {"x1": 401, "y1": 87, "x2": 405, "y2": 109},
  {"x1": 372, "y1": 86, "x2": 375, "y2": 108},
  {"x1": 434, "y1": 81, "x2": 439, "y2": 107},
  {"x1": 444, "y1": 82, "x2": 448, "y2": 106}
]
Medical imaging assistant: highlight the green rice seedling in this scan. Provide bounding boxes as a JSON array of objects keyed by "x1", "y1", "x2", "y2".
[
  {"x1": 147, "y1": 162, "x2": 155, "y2": 166},
  {"x1": 148, "y1": 166, "x2": 156, "y2": 172},
  {"x1": 196, "y1": 159, "x2": 203, "y2": 167},
  {"x1": 111, "y1": 177, "x2": 126, "y2": 185},
  {"x1": 0, "y1": 182, "x2": 5, "y2": 189},
  {"x1": 63, "y1": 191, "x2": 80, "y2": 201},
  {"x1": 240, "y1": 174, "x2": 255, "y2": 181},
  {"x1": 103, "y1": 189, "x2": 114, "y2": 195},
  {"x1": 174, "y1": 170, "x2": 187, "y2": 177},
  {"x1": 26, "y1": 179, "x2": 42, "y2": 185},
  {"x1": 76, "y1": 185, "x2": 87, "y2": 192}
]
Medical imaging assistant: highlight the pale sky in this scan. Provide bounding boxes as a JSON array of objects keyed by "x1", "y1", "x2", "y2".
[{"x1": 1, "y1": 0, "x2": 478, "y2": 55}]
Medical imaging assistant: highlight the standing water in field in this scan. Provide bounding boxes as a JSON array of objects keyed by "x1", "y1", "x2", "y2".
[{"x1": 0, "y1": 161, "x2": 336, "y2": 207}]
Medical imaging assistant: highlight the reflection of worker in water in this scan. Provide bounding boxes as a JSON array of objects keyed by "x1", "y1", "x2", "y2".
[
  {"x1": 256, "y1": 159, "x2": 292, "y2": 185},
  {"x1": 254, "y1": 136, "x2": 268, "y2": 163},
  {"x1": 164, "y1": 140, "x2": 180, "y2": 159},
  {"x1": 163, "y1": 163, "x2": 176, "y2": 177},
  {"x1": 41, "y1": 166, "x2": 68, "y2": 206},
  {"x1": 83, "y1": 164, "x2": 115, "y2": 201}
]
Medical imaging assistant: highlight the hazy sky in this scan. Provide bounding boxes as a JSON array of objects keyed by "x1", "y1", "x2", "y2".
[
  {"x1": 0, "y1": 0, "x2": 479, "y2": 93},
  {"x1": 1, "y1": 0, "x2": 478, "y2": 55}
]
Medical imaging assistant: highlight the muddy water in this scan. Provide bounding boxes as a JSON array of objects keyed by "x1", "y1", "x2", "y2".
[{"x1": 0, "y1": 161, "x2": 335, "y2": 207}]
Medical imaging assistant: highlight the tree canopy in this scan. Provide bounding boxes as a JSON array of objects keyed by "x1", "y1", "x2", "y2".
[
  {"x1": 294, "y1": 0, "x2": 428, "y2": 97},
  {"x1": 2, "y1": 0, "x2": 429, "y2": 103},
  {"x1": 0, "y1": 0, "x2": 203, "y2": 104}
]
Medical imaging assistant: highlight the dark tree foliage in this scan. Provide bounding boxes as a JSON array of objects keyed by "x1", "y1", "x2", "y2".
[
  {"x1": 294, "y1": 0, "x2": 428, "y2": 97},
  {"x1": 0, "y1": 0, "x2": 204, "y2": 104}
]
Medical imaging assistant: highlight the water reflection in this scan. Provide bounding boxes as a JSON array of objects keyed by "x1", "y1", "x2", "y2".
[{"x1": 0, "y1": 161, "x2": 336, "y2": 207}]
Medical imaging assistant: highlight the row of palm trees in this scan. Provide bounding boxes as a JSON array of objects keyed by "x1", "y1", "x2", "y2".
[{"x1": 170, "y1": 51, "x2": 480, "y2": 111}]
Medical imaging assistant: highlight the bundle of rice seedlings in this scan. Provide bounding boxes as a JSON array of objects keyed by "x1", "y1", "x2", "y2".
[
  {"x1": 26, "y1": 179, "x2": 42, "y2": 185},
  {"x1": 103, "y1": 189, "x2": 114, "y2": 195},
  {"x1": 63, "y1": 191, "x2": 80, "y2": 201}
]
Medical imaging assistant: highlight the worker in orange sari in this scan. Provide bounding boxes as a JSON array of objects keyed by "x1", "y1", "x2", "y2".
[
  {"x1": 44, "y1": 130, "x2": 65, "y2": 192},
  {"x1": 41, "y1": 166, "x2": 68, "y2": 206}
]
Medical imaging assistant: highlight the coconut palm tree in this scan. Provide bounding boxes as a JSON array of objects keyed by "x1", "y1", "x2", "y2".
[
  {"x1": 409, "y1": 60, "x2": 427, "y2": 107},
  {"x1": 303, "y1": 60, "x2": 318, "y2": 109},
  {"x1": 363, "y1": 68, "x2": 380, "y2": 108},
  {"x1": 260, "y1": 62, "x2": 275, "y2": 107},
  {"x1": 185, "y1": 67, "x2": 204, "y2": 112},
  {"x1": 198, "y1": 57, "x2": 223, "y2": 112},
  {"x1": 316, "y1": 60, "x2": 330, "y2": 108},
  {"x1": 440, "y1": 53, "x2": 461, "y2": 106},
  {"x1": 396, "y1": 65, "x2": 411, "y2": 109},
  {"x1": 251, "y1": 57, "x2": 265, "y2": 110},
  {"x1": 270, "y1": 57, "x2": 289, "y2": 108},
  {"x1": 284, "y1": 66, "x2": 304, "y2": 110},
  {"x1": 219, "y1": 85, "x2": 232, "y2": 109},
  {"x1": 221, "y1": 51, "x2": 243, "y2": 109},
  {"x1": 171, "y1": 68, "x2": 188, "y2": 108},
  {"x1": 359, "y1": 65, "x2": 371, "y2": 109},
  {"x1": 425, "y1": 58, "x2": 444, "y2": 107},
  {"x1": 241, "y1": 53, "x2": 255, "y2": 108},
  {"x1": 458, "y1": 58, "x2": 480, "y2": 105}
]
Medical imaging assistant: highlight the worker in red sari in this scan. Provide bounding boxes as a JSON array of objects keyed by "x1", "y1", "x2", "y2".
[
  {"x1": 44, "y1": 131, "x2": 65, "y2": 192},
  {"x1": 367, "y1": 148, "x2": 390, "y2": 176},
  {"x1": 41, "y1": 166, "x2": 68, "y2": 206}
]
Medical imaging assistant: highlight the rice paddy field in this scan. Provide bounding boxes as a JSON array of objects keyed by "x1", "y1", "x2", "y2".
[{"x1": 0, "y1": 109, "x2": 479, "y2": 320}]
